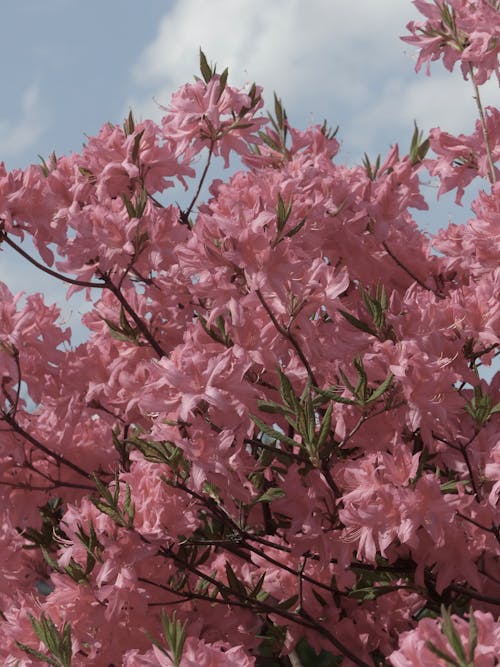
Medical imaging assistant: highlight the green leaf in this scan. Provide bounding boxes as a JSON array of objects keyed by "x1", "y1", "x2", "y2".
[
  {"x1": 249, "y1": 572, "x2": 266, "y2": 600},
  {"x1": 425, "y1": 641, "x2": 461, "y2": 667},
  {"x1": 217, "y1": 67, "x2": 229, "y2": 102},
  {"x1": 440, "y1": 605, "x2": 468, "y2": 665},
  {"x1": 131, "y1": 129, "x2": 145, "y2": 165},
  {"x1": 338, "y1": 309, "x2": 376, "y2": 336},
  {"x1": 409, "y1": 121, "x2": 430, "y2": 165},
  {"x1": 363, "y1": 152, "x2": 380, "y2": 180},
  {"x1": 276, "y1": 193, "x2": 293, "y2": 235},
  {"x1": 135, "y1": 186, "x2": 148, "y2": 218},
  {"x1": 250, "y1": 416, "x2": 299, "y2": 449},
  {"x1": 365, "y1": 372, "x2": 394, "y2": 404},
  {"x1": 468, "y1": 609, "x2": 478, "y2": 663},
  {"x1": 314, "y1": 385, "x2": 355, "y2": 405},
  {"x1": 15, "y1": 642, "x2": 61, "y2": 667},
  {"x1": 277, "y1": 594, "x2": 299, "y2": 610},
  {"x1": 123, "y1": 109, "x2": 135, "y2": 136},
  {"x1": 258, "y1": 130, "x2": 281, "y2": 152},
  {"x1": 78, "y1": 166, "x2": 94, "y2": 180},
  {"x1": 283, "y1": 217, "x2": 306, "y2": 239},
  {"x1": 161, "y1": 611, "x2": 188, "y2": 667},
  {"x1": 225, "y1": 561, "x2": 246, "y2": 597},
  {"x1": 353, "y1": 355, "x2": 368, "y2": 401},
  {"x1": 199, "y1": 49, "x2": 213, "y2": 83},
  {"x1": 316, "y1": 403, "x2": 333, "y2": 454},
  {"x1": 121, "y1": 193, "x2": 137, "y2": 219},
  {"x1": 257, "y1": 399, "x2": 295, "y2": 416},
  {"x1": 256, "y1": 487, "x2": 286, "y2": 503},
  {"x1": 38, "y1": 154, "x2": 50, "y2": 177},
  {"x1": 465, "y1": 386, "x2": 498, "y2": 430},
  {"x1": 277, "y1": 368, "x2": 300, "y2": 412},
  {"x1": 23, "y1": 613, "x2": 72, "y2": 667},
  {"x1": 274, "y1": 93, "x2": 284, "y2": 129}
]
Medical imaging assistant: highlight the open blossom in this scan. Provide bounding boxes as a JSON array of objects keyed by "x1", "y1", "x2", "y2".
[
  {"x1": 402, "y1": 0, "x2": 500, "y2": 84},
  {"x1": 161, "y1": 74, "x2": 266, "y2": 166},
  {"x1": 123, "y1": 638, "x2": 256, "y2": 667},
  {"x1": 425, "y1": 107, "x2": 500, "y2": 203},
  {"x1": 390, "y1": 610, "x2": 500, "y2": 667},
  {"x1": 0, "y1": 5, "x2": 499, "y2": 665}
]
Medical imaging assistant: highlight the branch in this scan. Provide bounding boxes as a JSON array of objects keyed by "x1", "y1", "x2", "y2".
[
  {"x1": 0, "y1": 230, "x2": 105, "y2": 289},
  {"x1": 382, "y1": 241, "x2": 436, "y2": 294},
  {"x1": 256, "y1": 289, "x2": 319, "y2": 387},
  {"x1": 181, "y1": 140, "x2": 215, "y2": 226},
  {"x1": 468, "y1": 63, "x2": 497, "y2": 185},
  {"x1": 99, "y1": 274, "x2": 167, "y2": 358},
  {"x1": 1, "y1": 411, "x2": 92, "y2": 481}
]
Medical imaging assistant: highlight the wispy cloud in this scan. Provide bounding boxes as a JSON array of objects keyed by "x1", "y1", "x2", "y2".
[
  {"x1": 126, "y1": 0, "x2": 495, "y2": 163},
  {"x1": 0, "y1": 84, "x2": 48, "y2": 161}
]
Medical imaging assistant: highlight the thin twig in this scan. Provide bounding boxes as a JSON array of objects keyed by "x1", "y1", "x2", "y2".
[
  {"x1": 256, "y1": 289, "x2": 318, "y2": 386},
  {"x1": 468, "y1": 63, "x2": 497, "y2": 185},
  {"x1": 382, "y1": 241, "x2": 433, "y2": 293},
  {"x1": 100, "y1": 274, "x2": 166, "y2": 358},
  {"x1": 1, "y1": 411, "x2": 91, "y2": 480},
  {"x1": 181, "y1": 140, "x2": 215, "y2": 225},
  {"x1": 0, "y1": 230, "x2": 105, "y2": 289}
]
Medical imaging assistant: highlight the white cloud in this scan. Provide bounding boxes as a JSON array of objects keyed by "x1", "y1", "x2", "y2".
[
  {"x1": 0, "y1": 84, "x2": 48, "y2": 160},
  {"x1": 344, "y1": 74, "x2": 499, "y2": 159},
  {"x1": 127, "y1": 0, "x2": 497, "y2": 162},
  {"x1": 127, "y1": 0, "x2": 420, "y2": 122}
]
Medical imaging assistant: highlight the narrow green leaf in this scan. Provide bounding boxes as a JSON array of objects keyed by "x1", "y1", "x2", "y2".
[
  {"x1": 250, "y1": 416, "x2": 298, "y2": 449},
  {"x1": 38, "y1": 154, "x2": 50, "y2": 177},
  {"x1": 123, "y1": 109, "x2": 135, "y2": 136},
  {"x1": 468, "y1": 609, "x2": 478, "y2": 663},
  {"x1": 440, "y1": 605, "x2": 467, "y2": 664},
  {"x1": 225, "y1": 561, "x2": 246, "y2": 597},
  {"x1": 425, "y1": 641, "x2": 461, "y2": 667},
  {"x1": 316, "y1": 403, "x2": 333, "y2": 452},
  {"x1": 250, "y1": 572, "x2": 266, "y2": 599},
  {"x1": 121, "y1": 193, "x2": 137, "y2": 219},
  {"x1": 338, "y1": 309, "x2": 376, "y2": 336},
  {"x1": 256, "y1": 487, "x2": 286, "y2": 503},
  {"x1": 258, "y1": 131, "x2": 281, "y2": 152},
  {"x1": 366, "y1": 373, "x2": 394, "y2": 404},
  {"x1": 257, "y1": 399, "x2": 295, "y2": 416},
  {"x1": 199, "y1": 49, "x2": 213, "y2": 83},
  {"x1": 131, "y1": 129, "x2": 145, "y2": 164},
  {"x1": 217, "y1": 67, "x2": 229, "y2": 102},
  {"x1": 315, "y1": 386, "x2": 355, "y2": 405},
  {"x1": 277, "y1": 368, "x2": 300, "y2": 412},
  {"x1": 15, "y1": 642, "x2": 60, "y2": 667},
  {"x1": 135, "y1": 186, "x2": 148, "y2": 217},
  {"x1": 277, "y1": 594, "x2": 299, "y2": 610},
  {"x1": 284, "y1": 217, "x2": 306, "y2": 239}
]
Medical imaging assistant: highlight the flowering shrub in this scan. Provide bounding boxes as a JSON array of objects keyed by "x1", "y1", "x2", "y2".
[{"x1": 0, "y1": 2, "x2": 499, "y2": 665}]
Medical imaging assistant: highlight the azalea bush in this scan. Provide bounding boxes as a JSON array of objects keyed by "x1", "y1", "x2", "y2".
[{"x1": 0, "y1": 1, "x2": 499, "y2": 665}]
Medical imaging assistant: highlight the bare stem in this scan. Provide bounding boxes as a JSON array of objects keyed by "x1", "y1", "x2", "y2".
[
  {"x1": 1, "y1": 411, "x2": 92, "y2": 480},
  {"x1": 468, "y1": 63, "x2": 497, "y2": 185},
  {"x1": 256, "y1": 289, "x2": 319, "y2": 386},
  {"x1": 181, "y1": 140, "x2": 215, "y2": 226},
  {"x1": 0, "y1": 229, "x2": 105, "y2": 289},
  {"x1": 100, "y1": 274, "x2": 166, "y2": 358},
  {"x1": 382, "y1": 241, "x2": 434, "y2": 293}
]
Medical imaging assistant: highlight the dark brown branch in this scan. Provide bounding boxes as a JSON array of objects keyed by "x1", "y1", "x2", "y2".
[
  {"x1": 256, "y1": 289, "x2": 318, "y2": 387},
  {"x1": 0, "y1": 230, "x2": 105, "y2": 289},
  {"x1": 181, "y1": 140, "x2": 215, "y2": 226},
  {"x1": 99, "y1": 274, "x2": 166, "y2": 358},
  {"x1": 1, "y1": 411, "x2": 91, "y2": 481},
  {"x1": 382, "y1": 240, "x2": 435, "y2": 294}
]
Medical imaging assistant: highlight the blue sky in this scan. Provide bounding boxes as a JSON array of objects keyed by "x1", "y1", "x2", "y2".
[{"x1": 0, "y1": 0, "x2": 497, "y2": 348}]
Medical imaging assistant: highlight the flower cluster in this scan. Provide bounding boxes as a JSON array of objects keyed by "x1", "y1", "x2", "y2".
[{"x1": 0, "y1": 8, "x2": 498, "y2": 666}]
